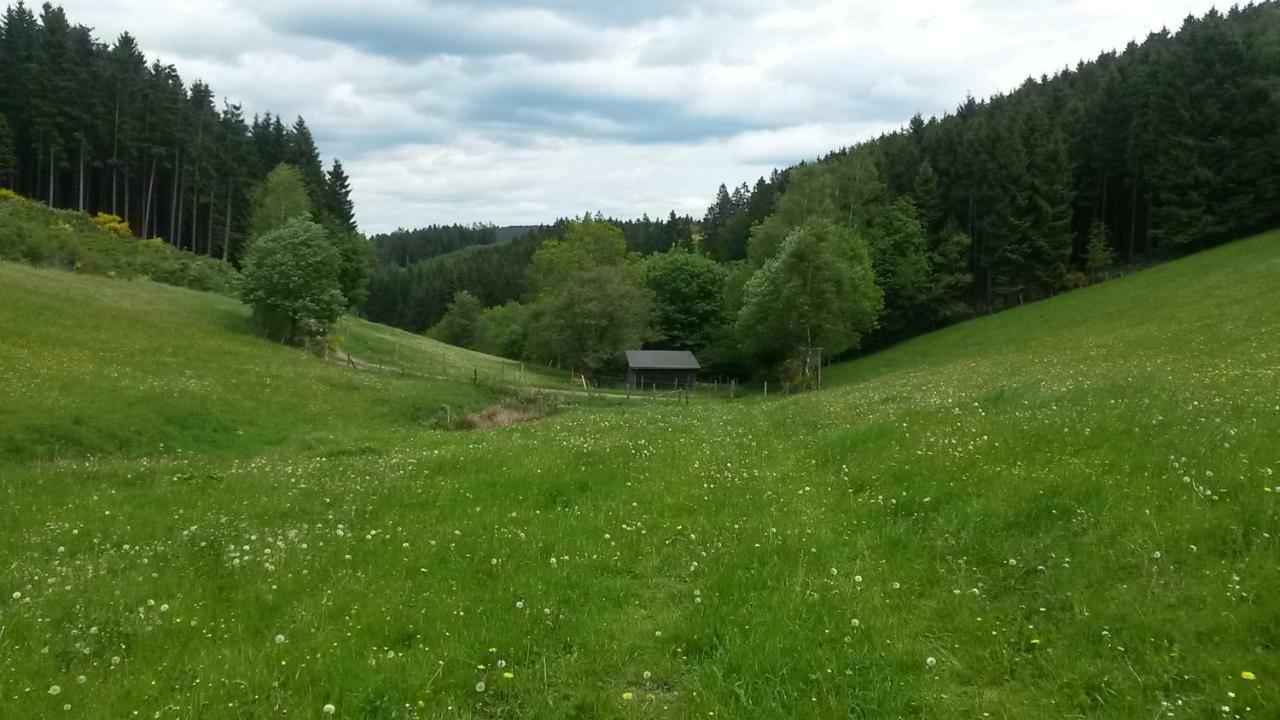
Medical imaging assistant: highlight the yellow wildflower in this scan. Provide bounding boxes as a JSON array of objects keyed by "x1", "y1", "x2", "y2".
[
  {"x1": 622, "y1": 691, "x2": 635, "y2": 701},
  {"x1": 1241, "y1": 671, "x2": 1256, "y2": 681}
]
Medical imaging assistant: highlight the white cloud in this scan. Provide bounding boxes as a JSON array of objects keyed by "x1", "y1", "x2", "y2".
[{"x1": 56, "y1": 0, "x2": 1220, "y2": 233}]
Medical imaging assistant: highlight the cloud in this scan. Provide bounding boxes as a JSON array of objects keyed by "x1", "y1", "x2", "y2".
[
  {"x1": 253, "y1": 2, "x2": 613, "y2": 62},
  {"x1": 56, "y1": 0, "x2": 1223, "y2": 233}
]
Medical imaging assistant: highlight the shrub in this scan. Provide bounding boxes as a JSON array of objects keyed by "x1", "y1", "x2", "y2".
[
  {"x1": 90, "y1": 212, "x2": 132, "y2": 238},
  {"x1": 0, "y1": 192, "x2": 239, "y2": 296}
]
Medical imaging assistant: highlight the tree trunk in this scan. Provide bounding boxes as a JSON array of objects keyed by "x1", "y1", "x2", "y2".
[
  {"x1": 207, "y1": 191, "x2": 215, "y2": 256},
  {"x1": 177, "y1": 174, "x2": 186, "y2": 249},
  {"x1": 189, "y1": 124, "x2": 202, "y2": 253},
  {"x1": 170, "y1": 148, "x2": 181, "y2": 246},
  {"x1": 222, "y1": 180, "x2": 232, "y2": 261},
  {"x1": 111, "y1": 95, "x2": 120, "y2": 216},
  {"x1": 35, "y1": 144, "x2": 43, "y2": 204},
  {"x1": 77, "y1": 139, "x2": 86, "y2": 212},
  {"x1": 142, "y1": 151, "x2": 158, "y2": 239},
  {"x1": 1127, "y1": 178, "x2": 1138, "y2": 263},
  {"x1": 48, "y1": 144, "x2": 55, "y2": 206},
  {"x1": 190, "y1": 159, "x2": 201, "y2": 253},
  {"x1": 1144, "y1": 197, "x2": 1152, "y2": 256},
  {"x1": 124, "y1": 169, "x2": 131, "y2": 232}
]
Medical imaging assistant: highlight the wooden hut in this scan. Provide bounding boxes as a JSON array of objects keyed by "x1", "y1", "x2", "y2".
[{"x1": 626, "y1": 350, "x2": 699, "y2": 391}]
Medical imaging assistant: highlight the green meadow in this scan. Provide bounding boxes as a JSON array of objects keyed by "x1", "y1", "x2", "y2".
[{"x1": 2, "y1": 231, "x2": 1278, "y2": 718}]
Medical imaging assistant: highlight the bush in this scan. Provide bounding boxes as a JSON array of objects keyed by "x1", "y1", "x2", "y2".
[
  {"x1": 239, "y1": 216, "x2": 346, "y2": 344},
  {"x1": 0, "y1": 190, "x2": 238, "y2": 295}
]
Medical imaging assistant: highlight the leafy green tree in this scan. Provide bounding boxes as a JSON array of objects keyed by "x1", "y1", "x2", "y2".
[
  {"x1": 429, "y1": 290, "x2": 483, "y2": 348},
  {"x1": 528, "y1": 215, "x2": 630, "y2": 292},
  {"x1": 737, "y1": 221, "x2": 882, "y2": 370},
  {"x1": 238, "y1": 216, "x2": 345, "y2": 343},
  {"x1": 247, "y1": 163, "x2": 310, "y2": 240},
  {"x1": 331, "y1": 230, "x2": 374, "y2": 310},
  {"x1": 643, "y1": 249, "x2": 726, "y2": 351},
  {"x1": 475, "y1": 301, "x2": 531, "y2": 359},
  {"x1": 1084, "y1": 220, "x2": 1116, "y2": 281},
  {"x1": 746, "y1": 163, "x2": 837, "y2": 265},
  {"x1": 527, "y1": 218, "x2": 650, "y2": 372},
  {"x1": 529, "y1": 263, "x2": 650, "y2": 373},
  {"x1": 869, "y1": 197, "x2": 934, "y2": 338}
]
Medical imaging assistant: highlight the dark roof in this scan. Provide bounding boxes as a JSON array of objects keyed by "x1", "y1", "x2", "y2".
[{"x1": 626, "y1": 350, "x2": 700, "y2": 370}]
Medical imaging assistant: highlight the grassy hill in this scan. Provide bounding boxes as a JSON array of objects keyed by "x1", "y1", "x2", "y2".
[{"x1": 1, "y1": 231, "x2": 1278, "y2": 718}]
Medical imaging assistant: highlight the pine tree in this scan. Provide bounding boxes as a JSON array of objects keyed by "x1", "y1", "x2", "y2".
[
  {"x1": 1021, "y1": 103, "x2": 1074, "y2": 295},
  {"x1": 701, "y1": 183, "x2": 733, "y2": 260},
  {"x1": 107, "y1": 32, "x2": 146, "y2": 222},
  {"x1": 325, "y1": 159, "x2": 356, "y2": 232},
  {"x1": 286, "y1": 116, "x2": 327, "y2": 217},
  {"x1": 980, "y1": 111, "x2": 1031, "y2": 307},
  {"x1": 1084, "y1": 220, "x2": 1116, "y2": 282},
  {"x1": 911, "y1": 160, "x2": 942, "y2": 235}
]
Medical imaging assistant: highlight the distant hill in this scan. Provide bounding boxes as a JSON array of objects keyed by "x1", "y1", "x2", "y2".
[{"x1": 496, "y1": 225, "x2": 543, "y2": 242}]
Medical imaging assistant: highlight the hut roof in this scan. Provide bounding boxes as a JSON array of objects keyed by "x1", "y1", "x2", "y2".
[{"x1": 625, "y1": 350, "x2": 700, "y2": 370}]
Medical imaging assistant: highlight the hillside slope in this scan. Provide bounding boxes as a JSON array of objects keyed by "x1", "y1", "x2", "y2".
[
  {"x1": 0, "y1": 263, "x2": 506, "y2": 463},
  {"x1": 1, "y1": 232, "x2": 1277, "y2": 718}
]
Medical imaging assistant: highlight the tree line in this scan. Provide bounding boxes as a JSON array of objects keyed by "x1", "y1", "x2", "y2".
[
  {"x1": 0, "y1": 1, "x2": 357, "y2": 262},
  {"x1": 395, "y1": 5, "x2": 1280, "y2": 384},
  {"x1": 364, "y1": 212, "x2": 696, "y2": 333}
]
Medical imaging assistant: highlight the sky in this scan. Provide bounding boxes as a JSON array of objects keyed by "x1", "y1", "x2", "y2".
[{"x1": 56, "y1": 0, "x2": 1221, "y2": 234}]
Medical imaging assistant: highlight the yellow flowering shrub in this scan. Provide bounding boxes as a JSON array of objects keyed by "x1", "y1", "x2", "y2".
[{"x1": 90, "y1": 212, "x2": 133, "y2": 238}]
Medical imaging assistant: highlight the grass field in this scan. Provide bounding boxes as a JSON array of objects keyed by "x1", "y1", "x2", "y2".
[{"x1": 1, "y1": 231, "x2": 1278, "y2": 718}]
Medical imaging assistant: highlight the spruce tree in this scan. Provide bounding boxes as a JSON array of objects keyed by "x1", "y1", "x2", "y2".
[
  {"x1": 287, "y1": 117, "x2": 328, "y2": 217},
  {"x1": 1021, "y1": 104, "x2": 1074, "y2": 296},
  {"x1": 325, "y1": 159, "x2": 356, "y2": 232},
  {"x1": 1084, "y1": 220, "x2": 1116, "y2": 282}
]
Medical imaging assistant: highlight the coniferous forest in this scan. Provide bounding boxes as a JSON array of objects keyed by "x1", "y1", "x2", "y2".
[
  {"x1": 3, "y1": 2, "x2": 1278, "y2": 381},
  {"x1": 363, "y1": 4, "x2": 1279, "y2": 381},
  {"x1": 0, "y1": 2, "x2": 356, "y2": 262}
]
